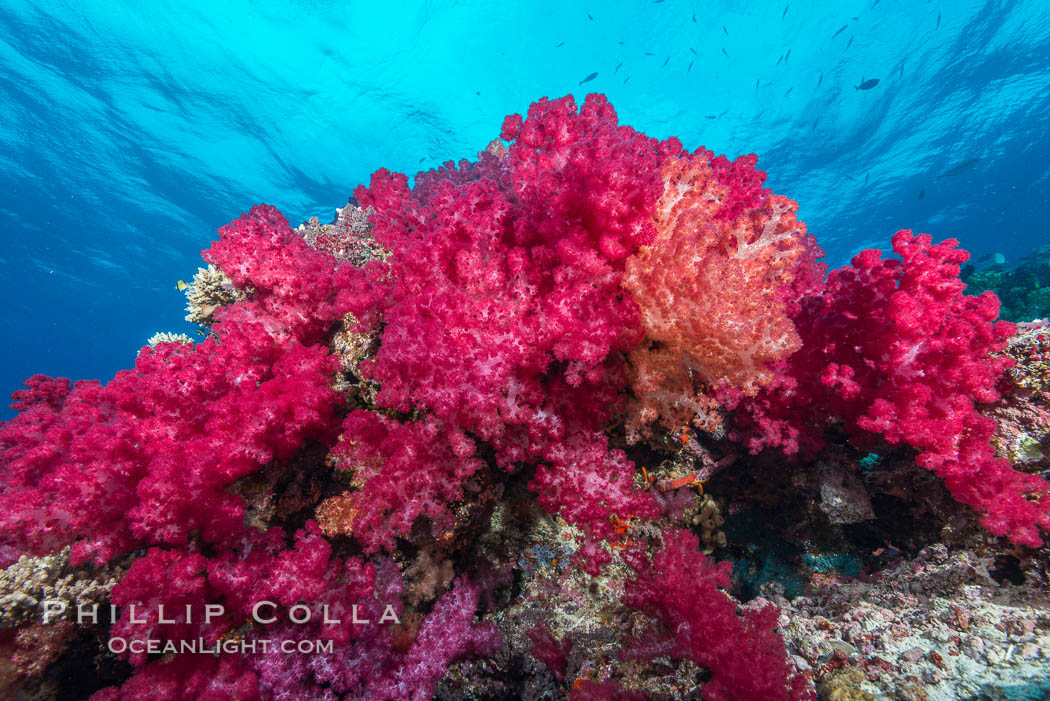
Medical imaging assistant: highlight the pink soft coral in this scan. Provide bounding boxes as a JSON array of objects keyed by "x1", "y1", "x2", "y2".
[
  {"x1": 342, "y1": 94, "x2": 667, "y2": 549},
  {"x1": 623, "y1": 529, "x2": 814, "y2": 701},
  {"x1": 725, "y1": 231, "x2": 1050, "y2": 546}
]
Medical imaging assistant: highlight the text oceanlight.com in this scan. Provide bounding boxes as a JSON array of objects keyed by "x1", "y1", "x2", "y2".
[{"x1": 109, "y1": 637, "x2": 338, "y2": 655}]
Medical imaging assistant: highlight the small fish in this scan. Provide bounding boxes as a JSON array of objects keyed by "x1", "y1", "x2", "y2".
[
  {"x1": 690, "y1": 47, "x2": 697, "y2": 55},
  {"x1": 555, "y1": 41, "x2": 564, "y2": 48},
  {"x1": 687, "y1": 59, "x2": 694, "y2": 72},
  {"x1": 812, "y1": 116, "x2": 820, "y2": 130},
  {"x1": 705, "y1": 114, "x2": 717, "y2": 119},
  {"x1": 623, "y1": 76, "x2": 630, "y2": 84},
  {"x1": 919, "y1": 189, "x2": 925, "y2": 199},
  {"x1": 661, "y1": 56, "x2": 669, "y2": 68},
  {"x1": 776, "y1": 55, "x2": 783, "y2": 66},
  {"x1": 176, "y1": 280, "x2": 189, "y2": 292},
  {"x1": 833, "y1": 24, "x2": 848, "y2": 38},
  {"x1": 587, "y1": 13, "x2": 593, "y2": 20},
  {"x1": 846, "y1": 36, "x2": 853, "y2": 50},
  {"x1": 855, "y1": 77, "x2": 880, "y2": 90},
  {"x1": 653, "y1": 0, "x2": 664, "y2": 3},
  {"x1": 899, "y1": 63, "x2": 904, "y2": 78},
  {"x1": 844, "y1": 174, "x2": 858, "y2": 183},
  {"x1": 818, "y1": 72, "x2": 823, "y2": 88},
  {"x1": 785, "y1": 49, "x2": 790, "y2": 63},
  {"x1": 722, "y1": 47, "x2": 728, "y2": 57},
  {"x1": 474, "y1": 91, "x2": 480, "y2": 96},
  {"x1": 579, "y1": 71, "x2": 598, "y2": 85},
  {"x1": 782, "y1": 4, "x2": 789, "y2": 19},
  {"x1": 617, "y1": 40, "x2": 625, "y2": 45},
  {"x1": 936, "y1": 11, "x2": 941, "y2": 28},
  {"x1": 419, "y1": 157, "x2": 425, "y2": 163},
  {"x1": 755, "y1": 78, "x2": 760, "y2": 92},
  {"x1": 784, "y1": 86, "x2": 793, "y2": 96},
  {"x1": 937, "y1": 157, "x2": 982, "y2": 178},
  {"x1": 692, "y1": 12, "x2": 697, "y2": 22},
  {"x1": 864, "y1": 172, "x2": 869, "y2": 184},
  {"x1": 614, "y1": 61, "x2": 623, "y2": 73},
  {"x1": 645, "y1": 51, "x2": 655, "y2": 56},
  {"x1": 872, "y1": 0, "x2": 880, "y2": 7},
  {"x1": 723, "y1": 25, "x2": 728, "y2": 36}
]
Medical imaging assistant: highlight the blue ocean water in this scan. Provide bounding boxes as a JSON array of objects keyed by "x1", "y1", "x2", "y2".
[{"x1": 1, "y1": 0, "x2": 1048, "y2": 419}]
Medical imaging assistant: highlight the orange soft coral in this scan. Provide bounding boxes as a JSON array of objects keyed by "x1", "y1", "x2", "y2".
[{"x1": 622, "y1": 154, "x2": 810, "y2": 441}]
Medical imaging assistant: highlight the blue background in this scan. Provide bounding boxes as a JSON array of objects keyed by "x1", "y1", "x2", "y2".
[{"x1": 1, "y1": 0, "x2": 1048, "y2": 418}]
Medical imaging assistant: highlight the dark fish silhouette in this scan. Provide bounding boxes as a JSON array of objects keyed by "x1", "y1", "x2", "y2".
[
  {"x1": 818, "y1": 72, "x2": 823, "y2": 87},
  {"x1": 617, "y1": 40, "x2": 625, "y2": 45},
  {"x1": 723, "y1": 25, "x2": 728, "y2": 36},
  {"x1": 587, "y1": 13, "x2": 593, "y2": 20},
  {"x1": 705, "y1": 115, "x2": 717, "y2": 119},
  {"x1": 856, "y1": 77, "x2": 880, "y2": 90},
  {"x1": 846, "y1": 36, "x2": 853, "y2": 50},
  {"x1": 936, "y1": 11, "x2": 941, "y2": 28},
  {"x1": 614, "y1": 61, "x2": 623, "y2": 73},
  {"x1": 919, "y1": 189, "x2": 925, "y2": 199},
  {"x1": 579, "y1": 72, "x2": 598, "y2": 85},
  {"x1": 653, "y1": 0, "x2": 664, "y2": 3},
  {"x1": 785, "y1": 49, "x2": 791, "y2": 63},
  {"x1": 419, "y1": 157, "x2": 425, "y2": 163},
  {"x1": 645, "y1": 52, "x2": 655, "y2": 56},
  {"x1": 692, "y1": 12, "x2": 697, "y2": 22},
  {"x1": 722, "y1": 47, "x2": 728, "y2": 57},
  {"x1": 661, "y1": 56, "x2": 669, "y2": 68},
  {"x1": 899, "y1": 63, "x2": 904, "y2": 78},
  {"x1": 776, "y1": 55, "x2": 783, "y2": 66},
  {"x1": 844, "y1": 174, "x2": 858, "y2": 183},
  {"x1": 864, "y1": 172, "x2": 869, "y2": 184},
  {"x1": 937, "y1": 157, "x2": 982, "y2": 178},
  {"x1": 755, "y1": 78, "x2": 760, "y2": 92},
  {"x1": 690, "y1": 47, "x2": 697, "y2": 55},
  {"x1": 784, "y1": 86, "x2": 793, "y2": 96},
  {"x1": 833, "y1": 24, "x2": 848, "y2": 38},
  {"x1": 812, "y1": 116, "x2": 820, "y2": 130},
  {"x1": 623, "y1": 77, "x2": 630, "y2": 84},
  {"x1": 872, "y1": 0, "x2": 880, "y2": 7},
  {"x1": 687, "y1": 59, "x2": 694, "y2": 72},
  {"x1": 555, "y1": 41, "x2": 564, "y2": 48},
  {"x1": 782, "y1": 4, "x2": 789, "y2": 19}
]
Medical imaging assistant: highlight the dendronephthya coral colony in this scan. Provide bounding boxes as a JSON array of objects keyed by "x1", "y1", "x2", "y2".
[{"x1": 1, "y1": 94, "x2": 1048, "y2": 700}]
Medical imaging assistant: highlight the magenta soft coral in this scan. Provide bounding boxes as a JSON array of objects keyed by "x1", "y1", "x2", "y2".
[
  {"x1": 0, "y1": 205, "x2": 345, "y2": 564},
  {"x1": 725, "y1": 230, "x2": 1050, "y2": 546},
  {"x1": 623, "y1": 529, "x2": 814, "y2": 701},
  {"x1": 343, "y1": 94, "x2": 667, "y2": 548}
]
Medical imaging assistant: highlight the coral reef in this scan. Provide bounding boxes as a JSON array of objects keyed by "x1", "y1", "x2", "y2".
[
  {"x1": 962, "y1": 245, "x2": 1050, "y2": 323},
  {"x1": 182, "y1": 263, "x2": 246, "y2": 326},
  {"x1": 1, "y1": 94, "x2": 1049, "y2": 700},
  {"x1": 0, "y1": 548, "x2": 128, "y2": 630},
  {"x1": 771, "y1": 543, "x2": 1050, "y2": 700}
]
